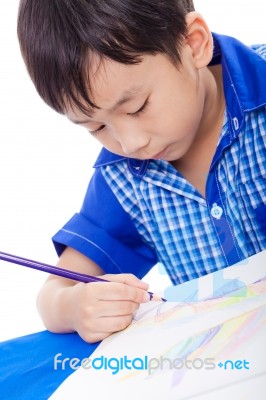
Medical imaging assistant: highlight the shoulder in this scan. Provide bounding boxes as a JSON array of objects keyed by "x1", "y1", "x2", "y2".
[
  {"x1": 212, "y1": 33, "x2": 266, "y2": 123},
  {"x1": 212, "y1": 33, "x2": 266, "y2": 68}
]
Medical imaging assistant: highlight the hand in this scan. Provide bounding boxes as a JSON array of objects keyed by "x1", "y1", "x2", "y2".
[{"x1": 69, "y1": 273, "x2": 150, "y2": 343}]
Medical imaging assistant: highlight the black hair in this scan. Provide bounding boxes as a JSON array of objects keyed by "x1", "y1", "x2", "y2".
[{"x1": 17, "y1": 0, "x2": 195, "y2": 115}]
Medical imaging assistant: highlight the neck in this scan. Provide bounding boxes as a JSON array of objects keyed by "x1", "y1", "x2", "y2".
[
  {"x1": 177, "y1": 64, "x2": 225, "y2": 166},
  {"x1": 194, "y1": 64, "x2": 225, "y2": 148},
  {"x1": 171, "y1": 64, "x2": 225, "y2": 197}
]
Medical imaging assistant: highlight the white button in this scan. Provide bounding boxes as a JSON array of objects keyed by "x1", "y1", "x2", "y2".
[
  {"x1": 233, "y1": 117, "x2": 239, "y2": 130},
  {"x1": 211, "y1": 203, "x2": 223, "y2": 220}
]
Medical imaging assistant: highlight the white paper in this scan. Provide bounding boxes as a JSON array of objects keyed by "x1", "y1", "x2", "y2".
[{"x1": 50, "y1": 251, "x2": 266, "y2": 400}]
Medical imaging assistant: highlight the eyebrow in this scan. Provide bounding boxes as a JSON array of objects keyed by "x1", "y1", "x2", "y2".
[{"x1": 69, "y1": 86, "x2": 144, "y2": 125}]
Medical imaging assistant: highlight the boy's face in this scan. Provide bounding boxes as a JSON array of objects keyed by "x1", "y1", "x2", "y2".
[{"x1": 66, "y1": 46, "x2": 206, "y2": 162}]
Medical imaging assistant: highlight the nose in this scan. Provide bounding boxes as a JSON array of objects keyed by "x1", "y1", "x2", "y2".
[
  {"x1": 121, "y1": 135, "x2": 148, "y2": 155},
  {"x1": 112, "y1": 123, "x2": 150, "y2": 156}
]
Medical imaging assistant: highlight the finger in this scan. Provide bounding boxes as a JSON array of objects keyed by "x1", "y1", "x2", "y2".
[
  {"x1": 95, "y1": 314, "x2": 134, "y2": 334},
  {"x1": 89, "y1": 281, "x2": 150, "y2": 303},
  {"x1": 102, "y1": 273, "x2": 149, "y2": 290},
  {"x1": 77, "y1": 314, "x2": 134, "y2": 343},
  {"x1": 92, "y1": 299, "x2": 140, "y2": 317}
]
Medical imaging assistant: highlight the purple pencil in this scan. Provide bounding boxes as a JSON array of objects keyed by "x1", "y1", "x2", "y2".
[{"x1": 0, "y1": 250, "x2": 166, "y2": 301}]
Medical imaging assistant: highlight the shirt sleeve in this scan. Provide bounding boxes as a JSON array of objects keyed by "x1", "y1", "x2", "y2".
[{"x1": 52, "y1": 167, "x2": 158, "y2": 279}]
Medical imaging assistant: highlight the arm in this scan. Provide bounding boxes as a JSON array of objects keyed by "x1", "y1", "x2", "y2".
[{"x1": 36, "y1": 246, "x2": 150, "y2": 343}]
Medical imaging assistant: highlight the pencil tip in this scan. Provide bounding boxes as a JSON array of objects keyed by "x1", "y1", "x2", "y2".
[{"x1": 150, "y1": 293, "x2": 167, "y2": 302}]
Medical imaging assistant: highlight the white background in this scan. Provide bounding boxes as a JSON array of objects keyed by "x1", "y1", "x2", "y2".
[{"x1": 0, "y1": 0, "x2": 265, "y2": 342}]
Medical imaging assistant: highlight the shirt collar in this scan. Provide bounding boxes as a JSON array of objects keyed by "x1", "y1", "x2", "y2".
[
  {"x1": 211, "y1": 33, "x2": 266, "y2": 139},
  {"x1": 94, "y1": 33, "x2": 266, "y2": 172},
  {"x1": 93, "y1": 148, "x2": 126, "y2": 167}
]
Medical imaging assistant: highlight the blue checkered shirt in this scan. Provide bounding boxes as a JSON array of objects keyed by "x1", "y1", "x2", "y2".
[{"x1": 53, "y1": 34, "x2": 266, "y2": 285}]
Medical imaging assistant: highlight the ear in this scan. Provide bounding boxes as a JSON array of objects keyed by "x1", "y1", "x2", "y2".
[{"x1": 185, "y1": 12, "x2": 213, "y2": 68}]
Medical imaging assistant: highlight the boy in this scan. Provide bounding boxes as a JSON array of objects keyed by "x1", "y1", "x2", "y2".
[{"x1": 17, "y1": 0, "x2": 266, "y2": 343}]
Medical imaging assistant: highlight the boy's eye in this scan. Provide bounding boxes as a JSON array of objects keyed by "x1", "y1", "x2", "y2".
[
  {"x1": 127, "y1": 98, "x2": 150, "y2": 117},
  {"x1": 88, "y1": 98, "x2": 150, "y2": 135},
  {"x1": 89, "y1": 125, "x2": 105, "y2": 136}
]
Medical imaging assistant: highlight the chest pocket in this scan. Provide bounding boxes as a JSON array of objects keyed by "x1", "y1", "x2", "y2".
[{"x1": 238, "y1": 177, "x2": 266, "y2": 235}]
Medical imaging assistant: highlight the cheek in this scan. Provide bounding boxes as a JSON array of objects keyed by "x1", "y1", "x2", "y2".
[
  {"x1": 169, "y1": 88, "x2": 204, "y2": 137},
  {"x1": 157, "y1": 101, "x2": 201, "y2": 140}
]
